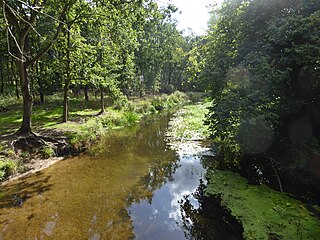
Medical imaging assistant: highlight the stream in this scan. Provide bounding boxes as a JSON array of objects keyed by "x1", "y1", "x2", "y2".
[{"x1": 0, "y1": 112, "x2": 242, "y2": 239}]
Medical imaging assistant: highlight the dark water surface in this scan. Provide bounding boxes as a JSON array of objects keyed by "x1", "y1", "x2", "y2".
[{"x1": 0, "y1": 113, "x2": 242, "y2": 239}]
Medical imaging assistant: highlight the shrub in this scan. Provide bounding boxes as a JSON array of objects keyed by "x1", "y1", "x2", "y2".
[
  {"x1": 113, "y1": 95, "x2": 129, "y2": 110},
  {"x1": 136, "y1": 100, "x2": 156, "y2": 114},
  {"x1": 124, "y1": 111, "x2": 140, "y2": 126},
  {"x1": 151, "y1": 94, "x2": 167, "y2": 111},
  {"x1": 167, "y1": 91, "x2": 188, "y2": 107}
]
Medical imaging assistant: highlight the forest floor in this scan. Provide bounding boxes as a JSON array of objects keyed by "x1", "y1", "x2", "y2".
[{"x1": 0, "y1": 91, "x2": 200, "y2": 183}]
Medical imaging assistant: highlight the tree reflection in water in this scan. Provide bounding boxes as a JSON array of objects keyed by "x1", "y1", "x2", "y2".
[{"x1": 180, "y1": 180, "x2": 244, "y2": 240}]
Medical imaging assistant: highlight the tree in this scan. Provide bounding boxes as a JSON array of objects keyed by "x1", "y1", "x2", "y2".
[
  {"x1": 203, "y1": 0, "x2": 320, "y2": 172},
  {"x1": 1, "y1": 0, "x2": 77, "y2": 134}
]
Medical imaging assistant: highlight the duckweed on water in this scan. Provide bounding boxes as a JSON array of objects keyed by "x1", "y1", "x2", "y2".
[
  {"x1": 167, "y1": 101, "x2": 210, "y2": 142},
  {"x1": 206, "y1": 170, "x2": 320, "y2": 240}
]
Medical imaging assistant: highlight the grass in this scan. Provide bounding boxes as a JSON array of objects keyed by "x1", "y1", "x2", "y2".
[
  {"x1": 0, "y1": 91, "x2": 190, "y2": 136},
  {"x1": 0, "y1": 159, "x2": 18, "y2": 181},
  {"x1": 0, "y1": 91, "x2": 188, "y2": 150},
  {"x1": 206, "y1": 170, "x2": 320, "y2": 240}
]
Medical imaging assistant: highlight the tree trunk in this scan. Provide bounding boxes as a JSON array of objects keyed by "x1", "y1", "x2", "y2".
[
  {"x1": 100, "y1": 88, "x2": 105, "y2": 114},
  {"x1": 15, "y1": 78, "x2": 20, "y2": 99},
  {"x1": 0, "y1": 59, "x2": 3, "y2": 95},
  {"x1": 84, "y1": 84, "x2": 89, "y2": 102},
  {"x1": 11, "y1": 60, "x2": 20, "y2": 99},
  {"x1": 17, "y1": 60, "x2": 32, "y2": 134},
  {"x1": 36, "y1": 61, "x2": 44, "y2": 104},
  {"x1": 62, "y1": 31, "x2": 71, "y2": 123},
  {"x1": 62, "y1": 77, "x2": 69, "y2": 123}
]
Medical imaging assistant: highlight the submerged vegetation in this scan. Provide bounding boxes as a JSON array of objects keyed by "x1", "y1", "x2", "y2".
[
  {"x1": 0, "y1": 91, "x2": 189, "y2": 181},
  {"x1": 167, "y1": 101, "x2": 210, "y2": 142},
  {"x1": 167, "y1": 101, "x2": 320, "y2": 240},
  {"x1": 206, "y1": 170, "x2": 320, "y2": 240}
]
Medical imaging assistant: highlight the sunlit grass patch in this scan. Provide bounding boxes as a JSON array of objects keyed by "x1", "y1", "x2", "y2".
[{"x1": 0, "y1": 159, "x2": 18, "y2": 181}]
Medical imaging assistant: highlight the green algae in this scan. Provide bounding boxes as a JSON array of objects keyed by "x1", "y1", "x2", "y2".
[
  {"x1": 206, "y1": 170, "x2": 320, "y2": 239},
  {"x1": 167, "y1": 101, "x2": 210, "y2": 142}
]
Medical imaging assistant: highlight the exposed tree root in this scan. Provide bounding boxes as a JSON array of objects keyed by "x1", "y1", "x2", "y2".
[{"x1": 12, "y1": 134, "x2": 70, "y2": 157}]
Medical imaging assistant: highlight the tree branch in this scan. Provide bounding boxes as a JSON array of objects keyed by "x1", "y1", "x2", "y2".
[
  {"x1": 27, "y1": 0, "x2": 77, "y2": 67},
  {"x1": 1, "y1": 0, "x2": 19, "y2": 26}
]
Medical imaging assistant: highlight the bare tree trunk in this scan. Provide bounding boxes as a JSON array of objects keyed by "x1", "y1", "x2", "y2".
[
  {"x1": 62, "y1": 76, "x2": 69, "y2": 123},
  {"x1": 0, "y1": 58, "x2": 4, "y2": 95},
  {"x1": 15, "y1": 77, "x2": 20, "y2": 99},
  {"x1": 36, "y1": 61, "x2": 44, "y2": 104},
  {"x1": 100, "y1": 87, "x2": 105, "y2": 114},
  {"x1": 10, "y1": 60, "x2": 20, "y2": 99},
  {"x1": 17, "y1": 60, "x2": 32, "y2": 134},
  {"x1": 62, "y1": 31, "x2": 71, "y2": 123},
  {"x1": 84, "y1": 84, "x2": 89, "y2": 102}
]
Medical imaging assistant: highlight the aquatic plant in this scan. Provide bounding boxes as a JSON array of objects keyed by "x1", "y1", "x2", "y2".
[
  {"x1": 206, "y1": 170, "x2": 320, "y2": 240},
  {"x1": 167, "y1": 101, "x2": 210, "y2": 142}
]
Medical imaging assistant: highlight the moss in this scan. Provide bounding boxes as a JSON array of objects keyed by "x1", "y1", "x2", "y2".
[{"x1": 206, "y1": 170, "x2": 320, "y2": 240}]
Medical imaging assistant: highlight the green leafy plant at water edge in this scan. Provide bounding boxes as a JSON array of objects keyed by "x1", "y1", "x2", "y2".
[
  {"x1": 124, "y1": 111, "x2": 140, "y2": 126},
  {"x1": 0, "y1": 160, "x2": 17, "y2": 181},
  {"x1": 206, "y1": 170, "x2": 320, "y2": 240}
]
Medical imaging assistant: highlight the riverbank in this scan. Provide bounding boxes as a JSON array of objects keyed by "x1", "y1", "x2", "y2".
[
  {"x1": 167, "y1": 101, "x2": 320, "y2": 240},
  {"x1": 0, "y1": 91, "x2": 200, "y2": 183}
]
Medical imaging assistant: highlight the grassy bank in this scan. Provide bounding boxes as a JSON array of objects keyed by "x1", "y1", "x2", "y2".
[{"x1": 0, "y1": 91, "x2": 198, "y2": 181}]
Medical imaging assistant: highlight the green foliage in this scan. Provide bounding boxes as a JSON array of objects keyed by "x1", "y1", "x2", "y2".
[
  {"x1": 0, "y1": 160, "x2": 17, "y2": 180},
  {"x1": 203, "y1": 0, "x2": 320, "y2": 169},
  {"x1": 135, "y1": 100, "x2": 156, "y2": 114},
  {"x1": 166, "y1": 91, "x2": 188, "y2": 106},
  {"x1": 39, "y1": 146, "x2": 56, "y2": 159},
  {"x1": 206, "y1": 170, "x2": 320, "y2": 240},
  {"x1": 151, "y1": 94, "x2": 168, "y2": 111},
  {"x1": 167, "y1": 101, "x2": 210, "y2": 142},
  {"x1": 124, "y1": 111, "x2": 140, "y2": 126},
  {"x1": 113, "y1": 95, "x2": 129, "y2": 110},
  {"x1": 19, "y1": 151, "x2": 30, "y2": 159},
  {"x1": 149, "y1": 91, "x2": 188, "y2": 111}
]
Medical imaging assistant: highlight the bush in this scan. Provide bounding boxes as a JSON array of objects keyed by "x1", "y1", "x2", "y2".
[
  {"x1": 167, "y1": 91, "x2": 188, "y2": 106},
  {"x1": 124, "y1": 111, "x2": 140, "y2": 126},
  {"x1": 151, "y1": 94, "x2": 167, "y2": 111},
  {"x1": 113, "y1": 95, "x2": 129, "y2": 110},
  {"x1": 0, "y1": 160, "x2": 17, "y2": 180},
  {"x1": 135, "y1": 100, "x2": 156, "y2": 114}
]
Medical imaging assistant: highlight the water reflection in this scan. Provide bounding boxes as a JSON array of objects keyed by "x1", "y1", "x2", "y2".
[
  {"x1": 128, "y1": 140, "x2": 243, "y2": 239},
  {"x1": 0, "y1": 112, "x2": 242, "y2": 239}
]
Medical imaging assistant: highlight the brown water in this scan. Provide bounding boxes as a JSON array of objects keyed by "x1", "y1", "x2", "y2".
[{"x1": 0, "y1": 113, "x2": 242, "y2": 240}]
